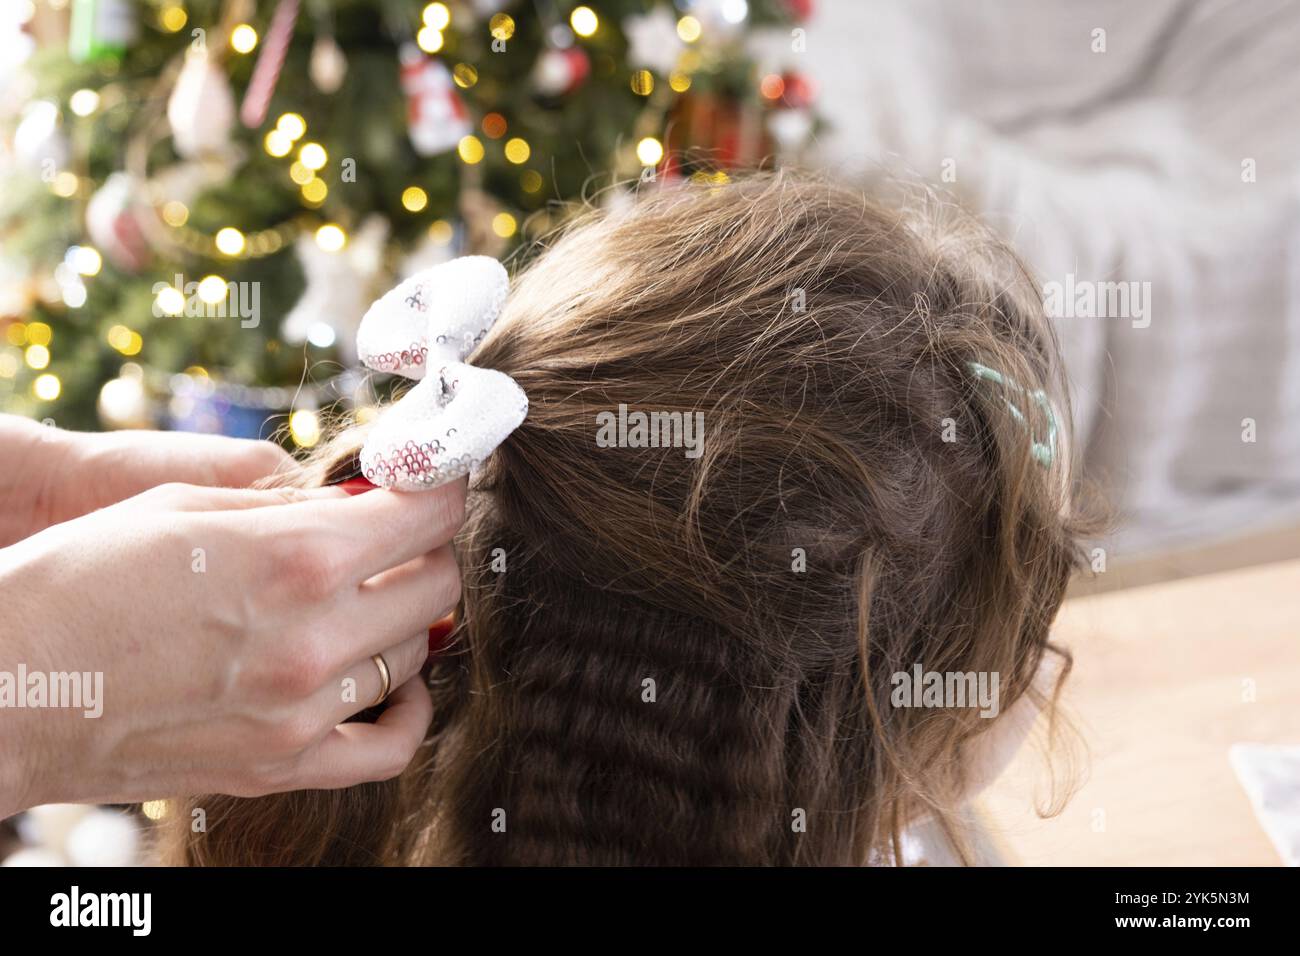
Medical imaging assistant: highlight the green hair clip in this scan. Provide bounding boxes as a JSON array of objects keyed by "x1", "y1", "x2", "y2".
[{"x1": 967, "y1": 362, "x2": 1058, "y2": 468}]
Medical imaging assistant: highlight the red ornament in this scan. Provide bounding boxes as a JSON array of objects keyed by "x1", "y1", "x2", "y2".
[
  {"x1": 779, "y1": 71, "x2": 816, "y2": 109},
  {"x1": 784, "y1": 0, "x2": 815, "y2": 21},
  {"x1": 533, "y1": 47, "x2": 590, "y2": 96},
  {"x1": 400, "y1": 46, "x2": 472, "y2": 155}
]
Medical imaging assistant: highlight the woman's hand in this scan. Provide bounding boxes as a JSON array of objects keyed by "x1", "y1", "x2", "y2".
[
  {"x1": 0, "y1": 414, "x2": 294, "y2": 548},
  {"x1": 0, "y1": 478, "x2": 463, "y2": 819}
]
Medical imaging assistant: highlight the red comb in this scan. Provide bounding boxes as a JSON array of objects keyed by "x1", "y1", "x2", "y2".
[
  {"x1": 336, "y1": 475, "x2": 378, "y2": 496},
  {"x1": 428, "y1": 615, "x2": 455, "y2": 659}
]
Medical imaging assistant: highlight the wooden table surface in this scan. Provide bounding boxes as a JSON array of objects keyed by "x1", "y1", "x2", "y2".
[{"x1": 981, "y1": 558, "x2": 1300, "y2": 866}]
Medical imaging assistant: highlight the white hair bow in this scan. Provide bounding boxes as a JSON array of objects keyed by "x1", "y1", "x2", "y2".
[{"x1": 356, "y1": 256, "x2": 528, "y2": 491}]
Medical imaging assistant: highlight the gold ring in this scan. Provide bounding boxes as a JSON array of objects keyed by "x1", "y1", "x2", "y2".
[{"x1": 370, "y1": 653, "x2": 392, "y2": 707}]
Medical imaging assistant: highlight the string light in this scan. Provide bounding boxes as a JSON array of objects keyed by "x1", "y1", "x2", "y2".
[
  {"x1": 231, "y1": 24, "x2": 258, "y2": 54},
  {"x1": 167, "y1": 223, "x2": 297, "y2": 260},
  {"x1": 631, "y1": 70, "x2": 654, "y2": 96},
  {"x1": 69, "y1": 89, "x2": 100, "y2": 116},
  {"x1": 215, "y1": 227, "x2": 246, "y2": 256},
  {"x1": 25, "y1": 322, "x2": 51, "y2": 346},
  {"x1": 302, "y1": 321, "x2": 333, "y2": 348},
  {"x1": 159, "y1": 4, "x2": 186, "y2": 32},
  {"x1": 301, "y1": 179, "x2": 327, "y2": 203},
  {"x1": 669, "y1": 71, "x2": 691, "y2": 92},
  {"x1": 453, "y1": 64, "x2": 478, "y2": 88},
  {"x1": 264, "y1": 129, "x2": 292, "y2": 157},
  {"x1": 162, "y1": 201, "x2": 189, "y2": 226},
  {"x1": 489, "y1": 14, "x2": 516, "y2": 40},
  {"x1": 24, "y1": 344, "x2": 50, "y2": 370},
  {"x1": 402, "y1": 186, "x2": 429, "y2": 212},
  {"x1": 197, "y1": 276, "x2": 228, "y2": 304},
  {"x1": 417, "y1": 27, "x2": 444, "y2": 53},
  {"x1": 504, "y1": 137, "x2": 530, "y2": 164},
  {"x1": 423, "y1": 3, "x2": 451, "y2": 30},
  {"x1": 289, "y1": 161, "x2": 314, "y2": 185},
  {"x1": 276, "y1": 113, "x2": 307, "y2": 140},
  {"x1": 51, "y1": 172, "x2": 79, "y2": 197},
  {"x1": 100, "y1": 373, "x2": 146, "y2": 428},
  {"x1": 289, "y1": 409, "x2": 321, "y2": 447},
  {"x1": 482, "y1": 112, "x2": 507, "y2": 138},
  {"x1": 492, "y1": 212, "x2": 517, "y2": 238},
  {"x1": 72, "y1": 246, "x2": 102, "y2": 276},
  {"x1": 759, "y1": 74, "x2": 784, "y2": 100},
  {"x1": 155, "y1": 287, "x2": 185, "y2": 315},
  {"x1": 315, "y1": 224, "x2": 347, "y2": 252},
  {"x1": 677, "y1": 16, "x2": 702, "y2": 42},
  {"x1": 521, "y1": 170, "x2": 543, "y2": 193},
  {"x1": 722, "y1": 0, "x2": 749, "y2": 23},
  {"x1": 33, "y1": 373, "x2": 61, "y2": 401},
  {"x1": 299, "y1": 142, "x2": 327, "y2": 170},
  {"x1": 636, "y1": 136, "x2": 664, "y2": 166},
  {"x1": 458, "y1": 135, "x2": 485, "y2": 164},
  {"x1": 570, "y1": 7, "x2": 598, "y2": 37},
  {"x1": 107, "y1": 325, "x2": 133, "y2": 351},
  {"x1": 119, "y1": 330, "x2": 143, "y2": 355},
  {"x1": 429, "y1": 220, "x2": 454, "y2": 245},
  {"x1": 140, "y1": 801, "x2": 169, "y2": 821}
]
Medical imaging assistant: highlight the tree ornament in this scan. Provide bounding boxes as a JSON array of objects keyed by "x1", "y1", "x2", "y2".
[
  {"x1": 692, "y1": 0, "x2": 751, "y2": 38},
  {"x1": 532, "y1": 47, "x2": 590, "y2": 97},
  {"x1": 779, "y1": 71, "x2": 816, "y2": 109},
  {"x1": 784, "y1": 0, "x2": 816, "y2": 22},
  {"x1": 768, "y1": 107, "x2": 813, "y2": 149},
  {"x1": 167, "y1": 48, "x2": 236, "y2": 158},
  {"x1": 310, "y1": 34, "x2": 348, "y2": 94},
  {"x1": 400, "y1": 45, "x2": 470, "y2": 156},
  {"x1": 240, "y1": 0, "x2": 300, "y2": 128},
  {"x1": 624, "y1": 6, "x2": 682, "y2": 75},
  {"x1": 69, "y1": 0, "x2": 137, "y2": 64},
  {"x1": 281, "y1": 215, "x2": 389, "y2": 364},
  {"x1": 85, "y1": 173, "x2": 150, "y2": 273},
  {"x1": 13, "y1": 101, "x2": 69, "y2": 177}
]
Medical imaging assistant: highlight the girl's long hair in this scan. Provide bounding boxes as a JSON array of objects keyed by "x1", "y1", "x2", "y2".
[{"x1": 161, "y1": 172, "x2": 1092, "y2": 865}]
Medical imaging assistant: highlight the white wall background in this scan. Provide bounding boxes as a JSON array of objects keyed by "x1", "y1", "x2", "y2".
[{"x1": 772, "y1": 0, "x2": 1300, "y2": 556}]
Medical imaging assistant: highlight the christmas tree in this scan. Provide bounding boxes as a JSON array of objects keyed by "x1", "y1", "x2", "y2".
[{"x1": 0, "y1": 0, "x2": 817, "y2": 445}]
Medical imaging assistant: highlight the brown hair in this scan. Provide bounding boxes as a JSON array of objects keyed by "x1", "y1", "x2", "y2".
[{"x1": 162, "y1": 172, "x2": 1090, "y2": 866}]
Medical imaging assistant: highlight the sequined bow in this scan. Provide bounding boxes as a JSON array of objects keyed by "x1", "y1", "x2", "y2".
[{"x1": 356, "y1": 256, "x2": 528, "y2": 491}]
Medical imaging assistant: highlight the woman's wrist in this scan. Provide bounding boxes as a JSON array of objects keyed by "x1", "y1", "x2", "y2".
[
  {"x1": 0, "y1": 547, "x2": 48, "y2": 819},
  {"x1": 0, "y1": 415, "x2": 77, "y2": 547}
]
